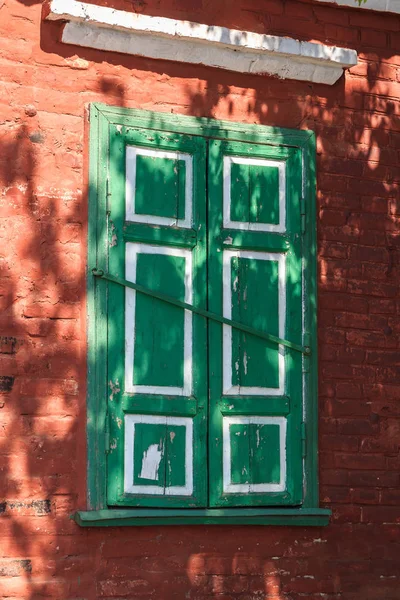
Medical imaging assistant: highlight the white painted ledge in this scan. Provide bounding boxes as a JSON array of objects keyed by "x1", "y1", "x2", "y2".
[
  {"x1": 314, "y1": 0, "x2": 400, "y2": 13},
  {"x1": 45, "y1": 0, "x2": 357, "y2": 85}
]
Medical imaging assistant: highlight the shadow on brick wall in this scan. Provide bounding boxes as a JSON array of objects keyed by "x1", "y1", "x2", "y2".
[{"x1": 1, "y1": 0, "x2": 400, "y2": 598}]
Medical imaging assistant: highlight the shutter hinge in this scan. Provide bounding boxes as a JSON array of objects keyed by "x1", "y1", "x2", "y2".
[
  {"x1": 106, "y1": 175, "x2": 111, "y2": 215},
  {"x1": 105, "y1": 414, "x2": 110, "y2": 454},
  {"x1": 303, "y1": 332, "x2": 311, "y2": 373},
  {"x1": 300, "y1": 195, "x2": 306, "y2": 235},
  {"x1": 301, "y1": 422, "x2": 307, "y2": 458}
]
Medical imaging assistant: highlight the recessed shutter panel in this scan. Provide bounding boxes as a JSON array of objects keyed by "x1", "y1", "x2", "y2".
[
  {"x1": 106, "y1": 125, "x2": 207, "y2": 507},
  {"x1": 208, "y1": 139, "x2": 304, "y2": 507}
]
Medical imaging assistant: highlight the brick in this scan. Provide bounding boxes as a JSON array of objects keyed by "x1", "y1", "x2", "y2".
[
  {"x1": 321, "y1": 435, "x2": 359, "y2": 453},
  {"x1": 362, "y1": 506, "x2": 400, "y2": 524},
  {"x1": 337, "y1": 419, "x2": 378, "y2": 436},
  {"x1": 349, "y1": 11, "x2": 400, "y2": 33},
  {"x1": 351, "y1": 471, "x2": 399, "y2": 488},
  {"x1": 351, "y1": 488, "x2": 380, "y2": 505},
  {"x1": 334, "y1": 453, "x2": 386, "y2": 471},
  {"x1": 335, "y1": 313, "x2": 386, "y2": 330},
  {"x1": 325, "y1": 23, "x2": 358, "y2": 44},
  {"x1": 346, "y1": 330, "x2": 397, "y2": 349},
  {"x1": 361, "y1": 30, "x2": 388, "y2": 49},
  {"x1": 380, "y1": 490, "x2": 400, "y2": 505}
]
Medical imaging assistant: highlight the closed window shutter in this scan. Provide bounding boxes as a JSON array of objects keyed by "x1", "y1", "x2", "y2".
[
  {"x1": 105, "y1": 126, "x2": 306, "y2": 508},
  {"x1": 106, "y1": 125, "x2": 208, "y2": 507},
  {"x1": 208, "y1": 140, "x2": 304, "y2": 507}
]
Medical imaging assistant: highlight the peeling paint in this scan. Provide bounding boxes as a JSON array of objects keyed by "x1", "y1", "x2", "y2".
[
  {"x1": 109, "y1": 221, "x2": 118, "y2": 247},
  {"x1": 109, "y1": 379, "x2": 120, "y2": 401},
  {"x1": 138, "y1": 443, "x2": 163, "y2": 480},
  {"x1": 169, "y1": 431, "x2": 176, "y2": 443}
]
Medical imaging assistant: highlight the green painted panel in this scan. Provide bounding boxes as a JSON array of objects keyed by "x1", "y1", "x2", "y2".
[
  {"x1": 249, "y1": 424, "x2": 280, "y2": 485},
  {"x1": 230, "y1": 424, "x2": 250, "y2": 485},
  {"x1": 105, "y1": 123, "x2": 208, "y2": 508},
  {"x1": 229, "y1": 423, "x2": 281, "y2": 486},
  {"x1": 230, "y1": 162, "x2": 280, "y2": 225},
  {"x1": 132, "y1": 422, "x2": 187, "y2": 490},
  {"x1": 166, "y1": 425, "x2": 186, "y2": 487},
  {"x1": 133, "y1": 253, "x2": 185, "y2": 388},
  {"x1": 135, "y1": 154, "x2": 186, "y2": 220},
  {"x1": 208, "y1": 138, "x2": 304, "y2": 508},
  {"x1": 231, "y1": 256, "x2": 280, "y2": 390},
  {"x1": 250, "y1": 165, "x2": 280, "y2": 225},
  {"x1": 133, "y1": 423, "x2": 166, "y2": 487},
  {"x1": 230, "y1": 162, "x2": 250, "y2": 223}
]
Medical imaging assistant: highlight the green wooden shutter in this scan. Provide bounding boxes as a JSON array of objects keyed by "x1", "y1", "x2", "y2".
[
  {"x1": 207, "y1": 140, "x2": 304, "y2": 507},
  {"x1": 106, "y1": 124, "x2": 208, "y2": 507}
]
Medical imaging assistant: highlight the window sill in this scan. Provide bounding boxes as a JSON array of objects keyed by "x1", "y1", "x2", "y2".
[{"x1": 73, "y1": 508, "x2": 331, "y2": 527}]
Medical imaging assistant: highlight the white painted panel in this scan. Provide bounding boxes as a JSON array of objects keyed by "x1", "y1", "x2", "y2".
[
  {"x1": 126, "y1": 146, "x2": 193, "y2": 228},
  {"x1": 125, "y1": 243, "x2": 193, "y2": 396},
  {"x1": 222, "y1": 416, "x2": 287, "y2": 494},
  {"x1": 223, "y1": 156, "x2": 286, "y2": 233},
  {"x1": 46, "y1": 0, "x2": 358, "y2": 85},
  {"x1": 124, "y1": 414, "x2": 193, "y2": 495},
  {"x1": 222, "y1": 250, "x2": 286, "y2": 396}
]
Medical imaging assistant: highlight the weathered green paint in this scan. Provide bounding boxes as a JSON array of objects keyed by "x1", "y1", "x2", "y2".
[
  {"x1": 230, "y1": 256, "x2": 280, "y2": 389},
  {"x1": 92, "y1": 270, "x2": 309, "y2": 355},
  {"x1": 105, "y1": 124, "x2": 208, "y2": 508},
  {"x1": 133, "y1": 253, "x2": 186, "y2": 388},
  {"x1": 123, "y1": 222, "x2": 198, "y2": 248},
  {"x1": 230, "y1": 162, "x2": 280, "y2": 225},
  {"x1": 207, "y1": 138, "x2": 303, "y2": 507},
  {"x1": 74, "y1": 507, "x2": 331, "y2": 527},
  {"x1": 86, "y1": 104, "x2": 323, "y2": 523},
  {"x1": 135, "y1": 155, "x2": 186, "y2": 220}
]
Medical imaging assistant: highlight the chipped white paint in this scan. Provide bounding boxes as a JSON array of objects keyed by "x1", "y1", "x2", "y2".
[
  {"x1": 222, "y1": 250, "x2": 286, "y2": 396},
  {"x1": 138, "y1": 443, "x2": 163, "y2": 480},
  {"x1": 314, "y1": 0, "x2": 400, "y2": 13},
  {"x1": 222, "y1": 416, "x2": 287, "y2": 494},
  {"x1": 125, "y1": 243, "x2": 193, "y2": 396},
  {"x1": 256, "y1": 428, "x2": 260, "y2": 448},
  {"x1": 46, "y1": 0, "x2": 357, "y2": 85},
  {"x1": 223, "y1": 156, "x2": 286, "y2": 233},
  {"x1": 124, "y1": 414, "x2": 193, "y2": 495},
  {"x1": 126, "y1": 146, "x2": 193, "y2": 228}
]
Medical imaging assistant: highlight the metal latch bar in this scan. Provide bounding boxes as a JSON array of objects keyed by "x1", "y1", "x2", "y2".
[{"x1": 92, "y1": 268, "x2": 310, "y2": 355}]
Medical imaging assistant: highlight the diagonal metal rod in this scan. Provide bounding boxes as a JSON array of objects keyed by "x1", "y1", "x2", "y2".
[{"x1": 92, "y1": 268, "x2": 310, "y2": 355}]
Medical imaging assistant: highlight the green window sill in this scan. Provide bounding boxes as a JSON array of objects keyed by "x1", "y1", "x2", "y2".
[{"x1": 73, "y1": 508, "x2": 331, "y2": 527}]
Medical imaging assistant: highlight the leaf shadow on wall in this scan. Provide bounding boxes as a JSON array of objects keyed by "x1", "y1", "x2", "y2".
[{"x1": 1, "y1": 2, "x2": 400, "y2": 597}]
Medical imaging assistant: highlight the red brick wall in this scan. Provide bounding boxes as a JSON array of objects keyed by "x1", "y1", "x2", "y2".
[{"x1": 1, "y1": 0, "x2": 400, "y2": 598}]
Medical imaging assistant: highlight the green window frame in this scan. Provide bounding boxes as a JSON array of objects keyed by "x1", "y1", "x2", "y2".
[{"x1": 78, "y1": 104, "x2": 330, "y2": 527}]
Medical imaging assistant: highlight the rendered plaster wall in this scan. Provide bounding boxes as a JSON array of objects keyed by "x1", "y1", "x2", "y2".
[{"x1": 0, "y1": 0, "x2": 399, "y2": 598}]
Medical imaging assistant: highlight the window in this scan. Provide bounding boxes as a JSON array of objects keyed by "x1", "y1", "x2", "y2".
[{"x1": 82, "y1": 104, "x2": 330, "y2": 526}]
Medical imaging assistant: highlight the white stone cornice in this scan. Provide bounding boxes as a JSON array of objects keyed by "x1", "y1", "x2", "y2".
[
  {"x1": 314, "y1": 0, "x2": 400, "y2": 13},
  {"x1": 45, "y1": 0, "x2": 357, "y2": 85}
]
